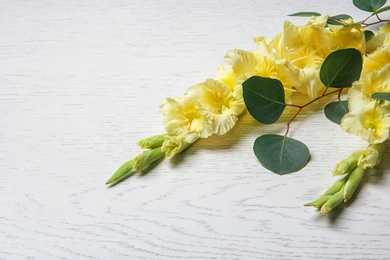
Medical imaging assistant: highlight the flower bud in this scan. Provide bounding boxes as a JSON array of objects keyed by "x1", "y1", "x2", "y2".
[
  {"x1": 322, "y1": 175, "x2": 348, "y2": 196},
  {"x1": 352, "y1": 143, "x2": 385, "y2": 169},
  {"x1": 320, "y1": 191, "x2": 344, "y2": 214},
  {"x1": 343, "y1": 166, "x2": 365, "y2": 202},
  {"x1": 162, "y1": 135, "x2": 194, "y2": 159},
  {"x1": 106, "y1": 158, "x2": 137, "y2": 185},
  {"x1": 133, "y1": 147, "x2": 165, "y2": 171},
  {"x1": 304, "y1": 195, "x2": 332, "y2": 209},
  {"x1": 333, "y1": 156, "x2": 358, "y2": 176},
  {"x1": 137, "y1": 134, "x2": 167, "y2": 149}
]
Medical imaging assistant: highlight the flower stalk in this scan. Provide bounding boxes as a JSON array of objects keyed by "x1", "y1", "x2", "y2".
[
  {"x1": 106, "y1": 134, "x2": 171, "y2": 185},
  {"x1": 305, "y1": 143, "x2": 385, "y2": 214},
  {"x1": 106, "y1": 134, "x2": 197, "y2": 185}
]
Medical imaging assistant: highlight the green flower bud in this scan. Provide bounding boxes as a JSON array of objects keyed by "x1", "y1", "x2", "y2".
[
  {"x1": 343, "y1": 166, "x2": 365, "y2": 202},
  {"x1": 320, "y1": 190, "x2": 344, "y2": 214},
  {"x1": 133, "y1": 147, "x2": 165, "y2": 171},
  {"x1": 162, "y1": 135, "x2": 195, "y2": 159},
  {"x1": 137, "y1": 134, "x2": 168, "y2": 149},
  {"x1": 322, "y1": 175, "x2": 348, "y2": 196},
  {"x1": 333, "y1": 155, "x2": 358, "y2": 176},
  {"x1": 352, "y1": 143, "x2": 385, "y2": 169},
  {"x1": 305, "y1": 195, "x2": 332, "y2": 208},
  {"x1": 106, "y1": 147, "x2": 165, "y2": 185},
  {"x1": 106, "y1": 157, "x2": 137, "y2": 185}
]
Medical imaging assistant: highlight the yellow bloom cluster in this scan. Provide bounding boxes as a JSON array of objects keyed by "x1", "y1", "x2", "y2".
[
  {"x1": 340, "y1": 22, "x2": 390, "y2": 144},
  {"x1": 159, "y1": 15, "x2": 373, "y2": 159},
  {"x1": 225, "y1": 15, "x2": 366, "y2": 99},
  {"x1": 159, "y1": 79, "x2": 245, "y2": 158}
]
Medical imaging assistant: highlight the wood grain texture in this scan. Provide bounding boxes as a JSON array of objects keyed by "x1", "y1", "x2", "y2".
[{"x1": 1, "y1": 0, "x2": 390, "y2": 259}]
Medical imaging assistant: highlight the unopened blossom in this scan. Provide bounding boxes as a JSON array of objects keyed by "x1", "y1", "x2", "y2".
[
  {"x1": 352, "y1": 143, "x2": 385, "y2": 169},
  {"x1": 333, "y1": 155, "x2": 358, "y2": 176},
  {"x1": 162, "y1": 135, "x2": 193, "y2": 159}
]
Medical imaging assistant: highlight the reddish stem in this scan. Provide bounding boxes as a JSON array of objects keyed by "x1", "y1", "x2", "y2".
[
  {"x1": 284, "y1": 89, "x2": 341, "y2": 136},
  {"x1": 360, "y1": 14, "x2": 389, "y2": 28}
]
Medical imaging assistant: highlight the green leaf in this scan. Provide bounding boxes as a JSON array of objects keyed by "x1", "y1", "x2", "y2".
[
  {"x1": 288, "y1": 12, "x2": 321, "y2": 17},
  {"x1": 242, "y1": 76, "x2": 286, "y2": 124},
  {"x1": 364, "y1": 30, "x2": 375, "y2": 42},
  {"x1": 373, "y1": 5, "x2": 390, "y2": 14},
  {"x1": 371, "y1": 92, "x2": 390, "y2": 101},
  {"x1": 327, "y1": 14, "x2": 352, "y2": 25},
  {"x1": 253, "y1": 134, "x2": 310, "y2": 175},
  {"x1": 324, "y1": 100, "x2": 349, "y2": 125},
  {"x1": 353, "y1": 0, "x2": 387, "y2": 12},
  {"x1": 320, "y1": 48, "x2": 362, "y2": 88}
]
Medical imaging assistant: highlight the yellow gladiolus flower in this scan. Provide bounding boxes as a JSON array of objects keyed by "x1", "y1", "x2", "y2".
[
  {"x1": 363, "y1": 44, "x2": 390, "y2": 73},
  {"x1": 328, "y1": 23, "x2": 366, "y2": 54},
  {"x1": 347, "y1": 88, "x2": 369, "y2": 111},
  {"x1": 214, "y1": 65, "x2": 239, "y2": 91},
  {"x1": 253, "y1": 14, "x2": 365, "y2": 100},
  {"x1": 296, "y1": 67, "x2": 325, "y2": 99},
  {"x1": 186, "y1": 79, "x2": 245, "y2": 135},
  {"x1": 159, "y1": 96, "x2": 213, "y2": 143},
  {"x1": 278, "y1": 15, "x2": 365, "y2": 66},
  {"x1": 254, "y1": 55, "x2": 299, "y2": 99},
  {"x1": 224, "y1": 49, "x2": 258, "y2": 80},
  {"x1": 366, "y1": 21, "x2": 390, "y2": 53},
  {"x1": 360, "y1": 63, "x2": 390, "y2": 97},
  {"x1": 341, "y1": 101, "x2": 390, "y2": 144}
]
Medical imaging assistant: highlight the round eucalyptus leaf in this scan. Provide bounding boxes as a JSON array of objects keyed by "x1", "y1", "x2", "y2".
[
  {"x1": 320, "y1": 48, "x2": 362, "y2": 88},
  {"x1": 324, "y1": 100, "x2": 349, "y2": 125},
  {"x1": 288, "y1": 12, "x2": 321, "y2": 17},
  {"x1": 371, "y1": 92, "x2": 390, "y2": 101},
  {"x1": 353, "y1": 0, "x2": 387, "y2": 12},
  {"x1": 373, "y1": 5, "x2": 390, "y2": 15},
  {"x1": 327, "y1": 14, "x2": 352, "y2": 25},
  {"x1": 253, "y1": 134, "x2": 310, "y2": 175},
  {"x1": 364, "y1": 30, "x2": 375, "y2": 42},
  {"x1": 242, "y1": 76, "x2": 286, "y2": 124}
]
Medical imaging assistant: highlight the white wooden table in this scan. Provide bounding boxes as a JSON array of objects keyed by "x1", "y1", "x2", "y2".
[{"x1": 1, "y1": 0, "x2": 390, "y2": 259}]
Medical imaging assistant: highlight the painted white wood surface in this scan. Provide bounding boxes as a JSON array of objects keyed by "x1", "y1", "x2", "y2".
[{"x1": 1, "y1": 0, "x2": 390, "y2": 259}]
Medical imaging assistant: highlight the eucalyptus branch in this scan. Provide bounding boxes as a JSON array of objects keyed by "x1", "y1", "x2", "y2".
[
  {"x1": 359, "y1": 12, "x2": 389, "y2": 27},
  {"x1": 361, "y1": 17, "x2": 389, "y2": 27},
  {"x1": 284, "y1": 89, "x2": 342, "y2": 136}
]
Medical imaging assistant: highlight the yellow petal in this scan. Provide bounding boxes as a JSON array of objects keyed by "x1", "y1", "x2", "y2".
[
  {"x1": 363, "y1": 44, "x2": 390, "y2": 73},
  {"x1": 341, "y1": 101, "x2": 390, "y2": 144},
  {"x1": 159, "y1": 96, "x2": 212, "y2": 141},
  {"x1": 225, "y1": 49, "x2": 258, "y2": 79},
  {"x1": 193, "y1": 79, "x2": 245, "y2": 135}
]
